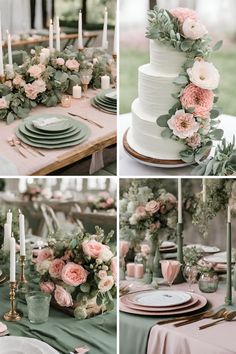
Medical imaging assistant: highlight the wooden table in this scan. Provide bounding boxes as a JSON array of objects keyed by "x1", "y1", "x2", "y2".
[
  {"x1": 3, "y1": 32, "x2": 99, "y2": 50},
  {"x1": 0, "y1": 90, "x2": 116, "y2": 176}
]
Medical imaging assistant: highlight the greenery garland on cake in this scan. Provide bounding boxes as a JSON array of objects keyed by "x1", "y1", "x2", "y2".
[
  {"x1": 0, "y1": 47, "x2": 114, "y2": 124},
  {"x1": 146, "y1": 7, "x2": 236, "y2": 175}
]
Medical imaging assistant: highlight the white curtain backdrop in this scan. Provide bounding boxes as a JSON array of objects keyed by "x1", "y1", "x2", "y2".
[{"x1": 0, "y1": 0, "x2": 43, "y2": 35}]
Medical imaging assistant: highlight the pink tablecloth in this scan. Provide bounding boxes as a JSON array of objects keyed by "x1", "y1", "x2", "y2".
[
  {"x1": 147, "y1": 283, "x2": 236, "y2": 354},
  {"x1": 0, "y1": 90, "x2": 116, "y2": 175}
]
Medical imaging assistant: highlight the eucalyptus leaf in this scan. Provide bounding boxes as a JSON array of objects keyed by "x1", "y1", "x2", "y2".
[
  {"x1": 173, "y1": 75, "x2": 188, "y2": 85},
  {"x1": 156, "y1": 114, "x2": 170, "y2": 127},
  {"x1": 161, "y1": 128, "x2": 172, "y2": 139},
  {"x1": 6, "y1": 112, "x2": 15, "y2": 124},
  {"x1": 210, "y1": 128, "x2": 224, "y2": 141},
  {"x1": 212, "y1": 40, "x2": 223, "y2": 52}
]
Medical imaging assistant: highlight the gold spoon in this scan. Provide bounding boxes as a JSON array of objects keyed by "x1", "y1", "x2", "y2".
[
  {"x1": 175, "y1": 308, "x2": 227, "y2": 327},
  {"x1": 199, "y1": 311, "x2": 236, "y2": 330}
]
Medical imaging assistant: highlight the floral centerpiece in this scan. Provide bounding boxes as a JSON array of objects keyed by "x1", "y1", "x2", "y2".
[
  {"x1": 88, "y1": 192, "x2": 116, "y2": 212},
  {"x1": 147, "y1": 7, "x2": 225, "y2": 173},
  {"x1": 36, "y1": 227, "x2": 116, "y2": 319},
  {"x1": 0, "y1": 46, "x2": 115, "y2": 124}
]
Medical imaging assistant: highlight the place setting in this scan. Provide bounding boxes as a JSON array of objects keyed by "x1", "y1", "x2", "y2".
[{"x1": 91, "y1": 89, "x2": 117, "y2": 115}]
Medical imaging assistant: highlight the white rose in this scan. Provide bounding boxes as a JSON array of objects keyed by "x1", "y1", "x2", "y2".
[
  {"x1": 99, "y1": 246, "x2": 113, "y2": 262},
  {"x1": 36, "y1": 260, "x2": 51, "y2": 275},
  {"x1": 187, "y1": 60, "x2": 220, "y2": 90},
  {"x1": 98, "y1": 275, "x2": 114, "y2": 293},
  {"x1": 129, "y1": 214, "x2": 138, "y2": 225},
  {"x1": 182, "y1": 18, "x2": 208, "y2": 40}
]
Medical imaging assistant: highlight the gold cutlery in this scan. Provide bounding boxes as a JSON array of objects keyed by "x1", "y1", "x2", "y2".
[
  {"x1": 175, "y1": 308, "x2": 227, "y2": 327},
  {"x1": 157, "y1": 310, "x2": 214, "y2": 326},
  {"x1": 68, "y1": 112, "x2": 104, "y2": 129},
  {"x1": 17, "y1": 139, "x2": 45, "y2": 157},
  {"x1": 8, "y1": 138, "x2": 27, "y2": 158},
  {"x1": 199, "y1": 311, "x2": 236, "y2": 330}
]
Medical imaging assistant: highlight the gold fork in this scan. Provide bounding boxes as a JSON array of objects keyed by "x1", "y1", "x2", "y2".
[
  {"x1": 199, "y1": 311, "x2": 236, "y2": 330},
  {"x1": 175, "y1": 308, "x2": 227, "y2": 327}
]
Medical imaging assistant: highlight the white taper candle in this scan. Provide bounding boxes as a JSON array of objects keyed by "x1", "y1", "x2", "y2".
[
  {"x1": 10, "y1": 236, "x2": 16, "y2": 282},
  {"x1": 0, "y1": 13, "x2": 4, "y2": 76},
  {"x1": 3, "y1": 223, "x2": 11, "y2": 251},
  {"x1": 227, "y1": 205, "x2": 231, "y2": 223},
  {"x1": 78, "y1": 10, "x2": 83, "y2": 50},
  {"x1": 56, "y1": 16, "x2": 60, "y2": 51},
  {"x1": 19, "y1": 213, "x2": 25, "y2": 256},
  {"x1": 6, "y1": 30, "x2": 12, "y2": 65},
  {"x1": 102, "y1": 7, "x2": 108, "y2": 50},
  {"x1": 49, "y1": 19, "x2": 54, "y2": 52}
]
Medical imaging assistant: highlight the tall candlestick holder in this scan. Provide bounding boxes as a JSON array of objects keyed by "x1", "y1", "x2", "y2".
[
  {"x1": 4, "y1": 282, "x2": 22, "y2": 321},
  {"x1": 225, "y1": 221, "x2": 232, "y2": 305},
  {"x1": 17, "y1": 255, "x2": 29, "y2": 293},
  {"x1": 175, "y1": 222, "x2": 185, "y2": 284}
]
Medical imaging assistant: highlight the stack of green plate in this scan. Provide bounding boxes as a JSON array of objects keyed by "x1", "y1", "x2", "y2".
[
  {"x1": 15, "y1": 114, "x2": 91, "y2": 149},
  {"x1": 91, "y1": 89, "x2": 117, "y2": 115}
]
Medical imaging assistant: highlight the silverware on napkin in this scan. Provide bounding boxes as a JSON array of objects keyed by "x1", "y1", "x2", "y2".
[{"x1": 68, "y1": 112, "x2": 104, "y2": 129}]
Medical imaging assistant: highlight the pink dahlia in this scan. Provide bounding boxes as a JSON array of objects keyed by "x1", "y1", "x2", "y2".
[
  {"x1": 186, "y1": 132, "x2": 201, "y2": 149},
  {"x1": 180, "y1": 83, "x2": 214, "y2": 119},
  {"x1": 168, "y1": 110, "x2": 199, "y2": 139},
  {"x1": 170, "y1": 7, "x2": 198, "y2": 24}
]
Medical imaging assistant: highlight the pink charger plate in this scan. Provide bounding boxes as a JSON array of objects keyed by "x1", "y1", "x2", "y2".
[
  {"x1": 120, "y1": 292, "x2": 207, "y2": 316},
  {"x1": 122, "y1": 292, "x2": 198, "y2": 312}
]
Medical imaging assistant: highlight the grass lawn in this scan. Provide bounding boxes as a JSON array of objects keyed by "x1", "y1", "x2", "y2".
[{"x1": 120, "y1": 48, "x2": 236, "y2": 116}]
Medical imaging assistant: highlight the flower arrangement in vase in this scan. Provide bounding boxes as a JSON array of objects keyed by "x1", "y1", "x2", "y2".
[{"x1": 36, "y1": 227, "x2": 116, "y2": 319}]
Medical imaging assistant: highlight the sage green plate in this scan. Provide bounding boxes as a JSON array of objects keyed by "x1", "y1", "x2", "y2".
[
  {"x1": 19, "y1": 123, "x2": 81, "y2": 140},
  {"x1": 94, "y1": 96, "x2": 117, "y2": 110},
  {"x1": 105, "y1": 90, "x2": 117, "y2": 101},
  {"x1": 91, "y1": 98, "x2": 117, "y2": 114},
  {"x1": 24, "y1": 115, "x2": 76, "y2": 136},
  {"x1": 95, "y1": 96, "x2": 117, "y2": 107},
  {"x1": 31, "y1": 114, "x2": 72, "y2": 132},
  {"x1": 15, "y1": 123, "x2": 91, "y2": 149}
]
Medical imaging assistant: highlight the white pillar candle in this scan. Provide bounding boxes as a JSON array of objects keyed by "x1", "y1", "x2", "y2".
[
  {"x1": 102, "y1": 7, "x2": 108, "y2": 50},
  {"x1": 56, "y1": 16, "x2": 60, "y2": 52},
  {"x1": 7, "y1": 210, "x2": 12, "y2": 225},
  {"x1": 73, "y1": 85, "x2": 82, "y2": 99},
  {"x1": 40, "y1": 52, "x2": 47, "y2": 64},
  {"x1": 19, "y1": 213, "x2": 25, "y2": 256},
  {"x1": 49, "y1": 19, "x2": 54, "y2": 53},
  {"x1": 113, "y1": 12, "x2": 117, "y2": 55},
  {"x1": 3, "y1": 223, "x2": 11, "y2": 251},
  {"x1": 101, "y1": 75, "x2": 110, "y2": 90},
  {"x1": 6, "y1": 30, "x2": 12, "y2": 66},
  {"x1": 10, "y1": 236, "x2": 16, "y2": 282},
  {"x1": 78, "y1": 10, "x2": 83, "y2": 50},
  {"x1": 227, "y1": 205, "x2": 231, "y2": 223},
  {"x1": 0, "y1": 13, "x2": 4, "y2": 76},
  {"x1": 178, "y1": 178, "x2": 182, "y2": 223},
  {"x1": 202, "y1": 179, "x2": 206, "y2": 203}
]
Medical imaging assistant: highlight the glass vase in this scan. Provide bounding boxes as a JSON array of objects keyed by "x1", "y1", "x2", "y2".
[{"x1": 198, "y1": 272, "x2": 218, "y2": 293}]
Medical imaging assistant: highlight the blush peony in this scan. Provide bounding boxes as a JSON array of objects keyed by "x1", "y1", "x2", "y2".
[
  {"x1": 0, "y1": 97, "x2": 9, "y2": 109},
  {"x1": 145, "y1": 200, "x2": 160, "y2": 214},
  {"x1": 65, "y1": 59, "x2": 80, "y2": 71},
  {"x1": 180, "y1": 83, "x2": 214, "y2": 118},
  {"x1": 56, "y1": 58, "x2": 65, "y2": 66},
  {"x1": 37, "y1": 248, "x2": 53, "y2": 263},
  {"x1": 54, "y1": 285, "x2": 73, "y2": 307},
  {"x1": 170, "y1": 7, "x2": 198, "y2": 23},
  {"x1": 186, "y1": 132, "x2": 201, "y2": 149},
  {"x1": 82, "y1": 239, "x2": 103, "y2": 259},
  {"x1": 182, "y1": 18, "x2": 208, "y2": 40},
  {"x1": 61, "y1": 262, "x2": 88, "y2": 286},
  {"x1": 49, "y1": 258, "x2": 65, "y2": 279},
  {"x1": 187, "y1": 60, "x2": 220, "y2": 90},
  {"x1": 135, "y1": 206, "x2": 147, "y2": 219},
  {"x1": 27, "y1": 64, "x2": 45, "y2": 79},
  {"x1": 98, "y1": 275, "x2": 114, "y2": 293},
  {"x1": 40, "y1": 281, "x2": 55, "y2": 294},
  {"x1": 168, "y1": 110, "x2": 199, "y2": 139},
  {"x1": 13, "y1": 74, "x2": 26, "y2": 87}
]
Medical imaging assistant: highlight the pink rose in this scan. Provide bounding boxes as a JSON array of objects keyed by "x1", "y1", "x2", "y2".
[
  {"x1": 4, "y1": 80, "x2": 12, "y2": 88},
  {"x1": 187, "y1": 60, "x2": 220, "y2": 90},
  {"x1": 107, "y1": 197, "x2": 114, "y2": 205},
  {"x1": 33, "y1": 78, "x2": 46, "y2": 93},
  {"x1": 111, "y1": 257, "x2": 117, "y2": 282},
  {"x1": 149, "y1": 221, "x2": 161, "y2": 232},
  {"x1": 98, "y1": 270, "x2": 107, "y2": 279},
  {"x1": 135, "y1": 206, "x2": 147, "y2": 218},
  {"x1": 56, "y1": 58, "x2": 65, "y2": 66},
  {"x1": 145, "y1": 200, "x2": 160, "y2": 214},
  {"x1": 82, "y1": 239, "x2": 103, "y2": 259},
  {"x1": 40, "y1": 281, "x2": 55, "y2": 294},
  {"x1": 13, "y1": 74, "x2": 25, "y2": 87},
  {"x1": 65, "y1": 59, "x2": 80, "y2": 71},
  {"x1": 182, "y1": 18, "x2": 208, "y2": 40},
  {"x1": 180, "y1": 83, "x2": 214, "y2": 118},
  {"x1": 168, "y1": 110, "x2": 199, "y2": 139},
  {"x1": 98, "y1": 275, "x2": 114, "y2": 293},
  {"x1": 37, "y1": 248, "x2": 53, "y2": 263},
  {"x1": 49, "y1": 258, "x2": 65, "y2": 279},
  {"x1": 28, "y1": 63, "x2": 45, "y2": 78},
  {"x1": 186, "y1": 132, "x2": 201, "y2": 149},
  {"x1": 54, "y1": 285, "x2": 73, "y2": 307},
  {"x1": 0, "y1": 97, "x2": 9, "y2": 109},
  {"x1": 61, "y1": 262, "x2": 88, "y2": 286},
  {"x1": 24, "y1": 83, "x2": 39, "y2": 100},
  {"x1": 170, "y1": 7, "x2": 198, "y2": 24}
]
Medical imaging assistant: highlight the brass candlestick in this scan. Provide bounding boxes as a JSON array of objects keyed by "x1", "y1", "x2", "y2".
[
  {"x1": 4, "y1": 282, "x2": 22, "y2": 321},
  {"x1": 18, "y1": 255, "x2": 29, "y2": 294}
]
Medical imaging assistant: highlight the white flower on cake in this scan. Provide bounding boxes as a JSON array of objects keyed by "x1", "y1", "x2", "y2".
[
  {"x1": 168, "y1": 110, "x2": 199, "y2": 139},
  {"x1": 187, "y1": 60, "x2": 220, "y2": 90},
  {"x1": 182, "y1": 18, "x2": 208, "y2": 40}
]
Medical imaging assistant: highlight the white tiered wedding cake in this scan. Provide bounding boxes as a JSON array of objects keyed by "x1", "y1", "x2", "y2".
[{"x1": 124, "y1": 7, "x2": 223, "y2": 166}]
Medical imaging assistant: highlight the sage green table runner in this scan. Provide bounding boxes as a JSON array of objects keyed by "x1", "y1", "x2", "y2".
[{"x1": 0, "y1": 286, "x2": 116, "y2": 354}]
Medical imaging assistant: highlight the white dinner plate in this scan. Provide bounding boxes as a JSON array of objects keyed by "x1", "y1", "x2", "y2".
[
  {"x1": 203, "y1": 251, "x2": 235, "y2": 264},
  {"x1": 133, "y1": 290, "x2": 191, "y2": 307},
  {"x1": 0, "y1": 337, "x2": 59, "y2": 354},
  {"x1": 185, "y1": 244, "x2": 220, "y2": 254}
]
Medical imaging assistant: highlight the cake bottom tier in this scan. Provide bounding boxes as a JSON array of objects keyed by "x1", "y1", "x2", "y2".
[{"x1": 128, "y1": 98, "x2": 185, "y2": 160}]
